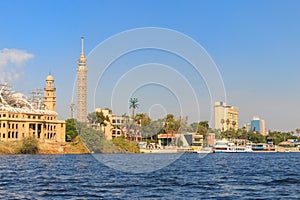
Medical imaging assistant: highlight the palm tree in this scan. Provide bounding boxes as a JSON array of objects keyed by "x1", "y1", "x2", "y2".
[
  {"x1": 226, "y1": 119, "x2": 230, "y2": 131},
  {"x1": 232, "y1": 121, "x2": 236, "y2": 131},
  {"x1": 129, "y1": 97, "x2": 139, "y2": 119},
  {"x1": 221, "y1": 119, "x2": 225, "y2": 132}
]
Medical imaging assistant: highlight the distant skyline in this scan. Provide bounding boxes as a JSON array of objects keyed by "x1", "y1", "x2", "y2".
[{"x1": 1, "y1": 0, "x2": 300, "y2": 131}]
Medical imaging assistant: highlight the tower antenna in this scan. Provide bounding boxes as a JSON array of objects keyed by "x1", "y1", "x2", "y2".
[{"x1": 81, "y1": 37, "x2": 84, "y2": 55}]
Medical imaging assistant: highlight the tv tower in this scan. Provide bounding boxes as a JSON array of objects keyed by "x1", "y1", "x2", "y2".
[{"x1": 77, "y1": 37, "x2": 88, "y2": 122}]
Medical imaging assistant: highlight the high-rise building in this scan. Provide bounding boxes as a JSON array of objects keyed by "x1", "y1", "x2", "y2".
[
  {"x1": 214, "y1": 101, "x2": 239, "y2": 131},
  {"x1": 77, "y1": 37, "x2": 88, "y2": 122},
  {"x1": 250, "y1": 116, "x2": 267, "y2": 135}
]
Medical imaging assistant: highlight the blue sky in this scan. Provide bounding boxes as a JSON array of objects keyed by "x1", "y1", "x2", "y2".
[{"x1": 1, "y1": 0, "x2": 300, "y2": 131}]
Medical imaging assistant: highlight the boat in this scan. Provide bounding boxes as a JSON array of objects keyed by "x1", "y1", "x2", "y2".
[
  {"x1": 196, "y1": 147, "x2": 213, "y2": 154},
  {"x1": 252, "y1": 143, "x2": 276, "y2": 152},
  {"x1": 213, "y1": 140, "x2": 253, "y2": 153}
]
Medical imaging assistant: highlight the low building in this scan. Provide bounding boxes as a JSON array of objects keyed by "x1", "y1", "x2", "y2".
[
  {"x1": 157, "y1": 133, "x2": 176, "y2": 146},
  {"x1": 0, "y1": 75, "x2": 65, "y2": 142},
  {"x1": 191, "y1": 134, "x2": 204, "y2": 151}
]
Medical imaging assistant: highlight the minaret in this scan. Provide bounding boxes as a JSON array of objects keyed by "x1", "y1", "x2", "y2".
[
  {"x1": 44, "y1": 74, "x2": 56, "y2": 111},
  {"x1": 77, "y1": 37, "x2": 88, "y2": 122}
]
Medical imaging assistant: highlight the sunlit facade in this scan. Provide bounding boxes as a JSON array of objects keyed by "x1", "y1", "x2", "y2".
[
  {"x1": 0, "y1": 75, "x2": 65, "y2": 142},
  {"x1": 214, "y1": 101, "x2": 239, "y2": 131}
]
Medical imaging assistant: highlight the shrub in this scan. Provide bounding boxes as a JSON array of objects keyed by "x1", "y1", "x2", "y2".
[
  {"x1": 112, "y1": 137, "x2": 140, "y2": 153},
  {"x1": 19, "y1": 137, "x2": 39, "y2": 154}
]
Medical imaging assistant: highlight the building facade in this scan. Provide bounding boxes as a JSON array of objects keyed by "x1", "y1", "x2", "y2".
[
  {"x1": 214, "y1": 101, "x2": 239, "y2": 131},
  {"x1": 94, "y1": 108, "x2": 132, "y2": 140},
  {"x1": 77, "y1": 37, "x2": 88, "y2": 122},
  {"x1": 0, "y1": 75, "x2": 65, "y2": 142},
  {"x1": 250, "y1": 116, "x2": 266, "y2": 135}
]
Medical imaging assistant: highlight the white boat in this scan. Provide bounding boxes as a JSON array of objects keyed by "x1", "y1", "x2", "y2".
[
  {"x1": 213, "y1": 140, "x2": 253, "y2": 153},
  {"x1": 196, "y1": 147, "x2": 213, "y2": 154}
]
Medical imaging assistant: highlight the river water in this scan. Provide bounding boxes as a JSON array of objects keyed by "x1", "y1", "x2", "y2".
[{"x1": 0, "y1": 153, "x2": 299, "y2": 199}]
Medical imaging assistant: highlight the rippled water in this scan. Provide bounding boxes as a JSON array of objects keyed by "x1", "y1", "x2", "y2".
[{"x1": 0, "y1": 153, "x2": 300, "y2": 199}]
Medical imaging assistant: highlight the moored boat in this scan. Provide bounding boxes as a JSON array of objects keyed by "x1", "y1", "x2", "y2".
[
  {"x1": 213, "y1": 140, "x2": 253, "y2": 153},
  {"x1": 196, "y1": 147, "x2": 213, "y2": 154},
  {"x1": 252, "y1": 143, "x2": 276, "y2": 152}
]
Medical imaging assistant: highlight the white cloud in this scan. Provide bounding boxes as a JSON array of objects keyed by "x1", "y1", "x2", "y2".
[{"x1": 0, "y1": 48, "x2": 34, "y2": 83}]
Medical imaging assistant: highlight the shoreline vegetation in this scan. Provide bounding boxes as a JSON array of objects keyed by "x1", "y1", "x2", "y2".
[
  {"x1": 0, "y1": 136, "x2": 89, "y2": 155},
  {"x1": 0, "y1": 135, "x2": 141, "y2": 155}
]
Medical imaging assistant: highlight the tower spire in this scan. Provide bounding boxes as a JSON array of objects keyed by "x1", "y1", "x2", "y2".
[{"x1": 81, "y1": 36, "x2": 85, "y2": 56}]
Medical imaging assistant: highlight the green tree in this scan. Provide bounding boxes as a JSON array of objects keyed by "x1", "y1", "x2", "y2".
[
  {"x1": 198, "y1": 121, "x2": 209, "y2": 135},
  {"x1": 163, "y1": 114, "x2": 179, "y2": 134},
  {"x1": 221, "y1": 119, "x2": 225, "y2": 132},
  {"x1": 135, "y1": 113, "x2": 152, "y2": 127},
  {"x1": 96, "y1": 111, "x2": 108, "y2": 127},
  {"x1": 65, "y1": 118, "x2": 78, "y2": 142},
  {"x1": 129, "y1": 97, "x2": 139, "y2": 118},
  {"x1": 232, "y1": 121, "x2": 237, "y2": 130},
  {"x1": 226, "y1": 119, "x2": 230, "y2": 130},
  {"x1": 190, "y1": 122, "x2": 199, "y2": 132}
]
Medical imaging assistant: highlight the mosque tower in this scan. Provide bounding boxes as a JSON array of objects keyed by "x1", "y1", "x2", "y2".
[
  {"x1": 44, "y1": 74, "x2": 56, "y2": 111},
  {"x1": 77, "y1": 37, "x2": 88, "y2": 122}
]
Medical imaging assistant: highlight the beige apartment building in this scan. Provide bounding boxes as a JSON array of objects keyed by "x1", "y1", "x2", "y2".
[
  {"x1": 94, "y1": 108, "x2": 141, "y2": 141},
  {"x1": 214, "y1": 101, "x2": 239, "y2": 131},
  {"x1": 0, "y1": 75, "x2": 65, "y2": 142},
  {"x1": 95, "y1": 108, "x2": 127, "y2": 140}
]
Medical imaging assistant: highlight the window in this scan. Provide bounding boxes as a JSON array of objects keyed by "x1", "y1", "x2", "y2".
[
  {"x1": 8, "y1": 132, "x2": 10, "y2": 138},
  {"x1": 16, "y1": 132, "x2": 18, "y2": 138},
  {"x1": 3, "y1": 133, "x2": 5, "y2": 138},
  {"x1": 3, "y1": 123, "x2": 5, "y2": 128},
  {"x1": 12, "y1": 132, "x2": 14, "y2": 138},
  {"x1": 16, "y1": 124, "x2": 18, "y2": 129},
  {"x1": 12, "y1": 124, "x2": 14, "y2": 129}
]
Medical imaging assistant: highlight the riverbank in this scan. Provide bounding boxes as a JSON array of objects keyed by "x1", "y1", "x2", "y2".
[
  {"x1": 0, "y1": 137, "x2": 90, "y2": 155},
  {"x1": 0, "y1": 136, "x2": 142, "y2": 155}
]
